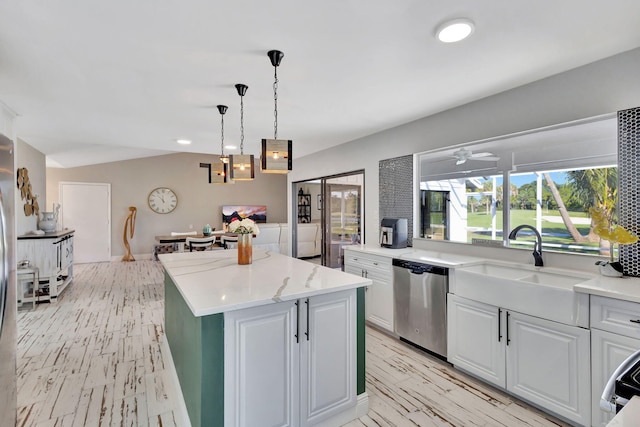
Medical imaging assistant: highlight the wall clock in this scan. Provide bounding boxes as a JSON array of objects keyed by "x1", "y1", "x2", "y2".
[{"x1": 148, "y1": 187, "x2": 178, "y2": 214}]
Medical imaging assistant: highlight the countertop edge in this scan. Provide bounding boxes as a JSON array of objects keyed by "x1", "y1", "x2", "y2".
[
  {"x1": 18, "y1": 229, "x2": 75, "y2": 239},
  {"x1": 343, "y1": 245, "x2": 485, "y2": 267},
  {"x1": 160, "y1": 250, "x2": 372, "y2": 317},
  {"x1": 346, "y1": 245, "x2": 640, "y2": 303},
  {"x1": 191, "y1": 279, "x2": 372, "y2": 317},
  {"x1": 574, "y1": 278, "x2": 640, "y2": 304}
]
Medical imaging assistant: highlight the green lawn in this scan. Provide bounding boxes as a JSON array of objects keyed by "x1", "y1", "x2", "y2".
[{"x1": 467, "y1": 209, "x2": 600, "y2": 252}]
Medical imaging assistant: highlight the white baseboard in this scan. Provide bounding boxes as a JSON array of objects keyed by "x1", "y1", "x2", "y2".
[
  {"x1": 109, "y1": 253, "x2": 154, "y2": 262},
  {"x1": 313, "y1": 392, "x2": 369, "y2": 427}
]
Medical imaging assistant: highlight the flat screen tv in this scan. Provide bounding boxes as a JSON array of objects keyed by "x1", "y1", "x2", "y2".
[{"x1": 222, "y1": 205, "x2": 267, "y2": 224}]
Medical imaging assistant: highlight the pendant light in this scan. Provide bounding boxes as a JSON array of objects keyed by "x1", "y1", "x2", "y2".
[
  {"x1": 230, "y1": 83, "x2": 255, "y2": 181},
  {"x1": 209, "y1": 104, "x2": 230, "y2": 184},
  {"x1": 261, "y1": 49, "x2": 292, "y2": 174}
]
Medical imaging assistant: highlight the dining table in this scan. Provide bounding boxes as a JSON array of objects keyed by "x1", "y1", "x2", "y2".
[{"x1": 155, "y1": 230, "x2": 229, "y2": 252}]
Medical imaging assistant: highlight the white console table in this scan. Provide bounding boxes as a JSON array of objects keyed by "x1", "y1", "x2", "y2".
[{"x1": 17, "y1": 230, "x2": 74, "y2": 303}]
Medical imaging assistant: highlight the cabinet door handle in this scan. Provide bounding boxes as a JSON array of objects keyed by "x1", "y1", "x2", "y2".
[
  {"x1": 630, "y1": 319, "x2": 640, "y2": 324},
  {"x1": 498, "y1": 308, "x2": 502, "y2": 342},
  {"x1": 506, "y1": 311, "x2": 511, "y2": 345},
  {"x1": 295, "y1": 301, "x2": 300, "y2": 343},
  {"x1": 305, "y1": 298, "x2": 310, "y2": 341}
]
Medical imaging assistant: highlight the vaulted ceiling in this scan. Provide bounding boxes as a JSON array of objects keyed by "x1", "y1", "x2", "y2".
[{"x1": 1, "y1": 1, "x2": 639, "y2": 168}]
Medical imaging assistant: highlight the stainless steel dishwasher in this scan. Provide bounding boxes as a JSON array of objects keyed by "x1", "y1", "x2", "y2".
[{"x1": 392, "y1": 258, "x2": 449, "y2": 359}]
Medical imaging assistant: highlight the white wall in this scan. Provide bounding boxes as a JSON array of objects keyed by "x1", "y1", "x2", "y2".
[
  {"x1": 289, "y1": 48, "x2": 640, "y2": 246},
  {"x1": 15, "y1": 139, "x2": 46, "y2": 235}
]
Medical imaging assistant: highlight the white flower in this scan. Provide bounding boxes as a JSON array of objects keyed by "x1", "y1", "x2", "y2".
[{"x1": 228, "y1": 218, "x2": 260, "y2": 235}]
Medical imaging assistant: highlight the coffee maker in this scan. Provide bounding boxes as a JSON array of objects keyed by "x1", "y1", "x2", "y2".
[{"x1": 379, "y1": 218, "x2": 408, "y2": 249}]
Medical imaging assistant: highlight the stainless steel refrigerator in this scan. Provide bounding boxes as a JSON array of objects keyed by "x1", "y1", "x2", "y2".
[{"x1": 0, "y1": 132, "x2": 16, "y2": 426}]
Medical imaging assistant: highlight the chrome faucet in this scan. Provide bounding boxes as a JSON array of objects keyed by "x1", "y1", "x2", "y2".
[{"x1": 508, "y1": 225, "x2": 544, "y2": 267}]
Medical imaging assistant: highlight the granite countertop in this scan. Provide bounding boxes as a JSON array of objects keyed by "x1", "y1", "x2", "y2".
[
  {"x1": 574, "y1": 274, "x2": 640, "y2": 304},
  {"x1": 607, "y1": 396, "x2": 640, "y2": 426},
  {"x1": 158, "y1": 249, "x2": 371, "y2": 317},
  {"x1": 18, "y1": 229, "x2": 75, "y2": 239},
  {"x1": 344, "y1": 244, "x2": 484, "y2": 267},
  {"x1": 344, "y1": 244, "x2": 640, "y2": 304}
]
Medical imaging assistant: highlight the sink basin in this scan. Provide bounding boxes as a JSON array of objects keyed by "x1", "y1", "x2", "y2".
[
  {"x1": 453, "y1": 261, "x2": 593, "y2": 327},
  {"x1": 518, "y1": 271, "x2": 584, "y2": 287}
]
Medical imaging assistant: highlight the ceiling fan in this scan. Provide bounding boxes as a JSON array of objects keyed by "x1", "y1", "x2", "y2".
[{"x1": 451, "y1": 148, "x2": 500, "y2": 165}]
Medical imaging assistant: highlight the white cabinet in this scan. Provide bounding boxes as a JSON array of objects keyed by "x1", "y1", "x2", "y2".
[
  {"x1": 224, "y1": 289, "x2": 357, "y2": 427},
  {"x1": 344, "y1": 251, "x2": 394, "y2": 332},
  {"x1": 448, "y1": 294, "x2": 590, "y2": 426},
  {"x1": 590, "y1": 329, "x2": 640, "y2": 426},
  {"x1": 590, "y1": 296, "x2": 640, "y2": 427},
  {"x1": 447, "y1": 294, "x2": 505, "y2": 386},
  {"x1": 17, "y1": 231, "x2": 74, "y2": 302},
  {"x1": 506, "y1": 310, "x2": 590, "y2": 426}
]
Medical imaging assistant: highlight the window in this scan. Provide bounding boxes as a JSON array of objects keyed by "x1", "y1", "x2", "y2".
[
  {"x1": 420, "y1": 190, "x2": 449, "y2": 240},
  {"x1": 508, "y1": 166, "x2": 616, "y2": 256},
  {"x1": 417, "y1": 114, "x2": 618, "y2": 256}
]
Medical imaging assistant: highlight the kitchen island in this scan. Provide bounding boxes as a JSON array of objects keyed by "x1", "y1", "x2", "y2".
[{"x1": 159, "y1": 249, "x2": 371, "y2": 427}]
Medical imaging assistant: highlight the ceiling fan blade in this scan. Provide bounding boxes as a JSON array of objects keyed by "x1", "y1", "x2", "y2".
[{"x1": 469, "y1": 156, "x2": 500, "y2": 162}]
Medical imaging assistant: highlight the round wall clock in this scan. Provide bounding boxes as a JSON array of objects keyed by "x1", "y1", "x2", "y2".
[{"x1": 148, "y1": 187, "x2": 178, "y2": 214}]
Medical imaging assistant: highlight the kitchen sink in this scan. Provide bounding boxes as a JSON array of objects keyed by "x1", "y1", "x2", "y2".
[{"x1": 452, "y1": 261, "x2": 594, "y2": 327}]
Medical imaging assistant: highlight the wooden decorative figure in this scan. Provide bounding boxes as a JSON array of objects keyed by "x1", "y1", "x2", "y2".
[
  {"x1": 122, "y1": 206, "x2": 137, "y2": 261},
  {"x1": 16, "y1": 167, "x2": 39, "y2": 216}
]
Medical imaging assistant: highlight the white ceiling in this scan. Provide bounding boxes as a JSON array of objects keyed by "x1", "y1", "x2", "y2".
[{"x1": 1, "y1": 1, "x2": 640, "y2": 168}]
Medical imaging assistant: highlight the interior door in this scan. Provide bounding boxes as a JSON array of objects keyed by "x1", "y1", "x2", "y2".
[{"x1": 60, "y1": 182, "x2": 111, "y2": 263}]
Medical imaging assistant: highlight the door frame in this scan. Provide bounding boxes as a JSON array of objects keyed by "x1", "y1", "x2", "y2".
[{"x1": 293, "y1": 169, "x2": 365, "y2": 268}]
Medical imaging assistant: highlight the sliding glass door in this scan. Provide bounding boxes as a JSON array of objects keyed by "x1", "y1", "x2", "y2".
[
  {"x1": 323, "y1": 174, "x2": 363, "y2": 268},
  {"x1": 294, "y1": 170, "x2": 364, "y2": 269}
]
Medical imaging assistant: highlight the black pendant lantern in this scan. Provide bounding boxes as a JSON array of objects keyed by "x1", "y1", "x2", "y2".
[
  {"x1": 211, "y1": 104, "x2": 230, "y2": 184},
  {"x1": 230, "y1": 84, "x2": 255, "y2": 181},
  {"x1": 261, "y1": 50, "x2": 293, "y2": 174}
]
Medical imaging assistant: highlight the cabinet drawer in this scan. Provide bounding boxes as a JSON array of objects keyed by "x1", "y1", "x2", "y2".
[
  {"x1": 591, "y1": 295, "x2": 640, "y2": 339},
  {"x1": 343, "y1": 251, "x2": 391, "y2": 276}
]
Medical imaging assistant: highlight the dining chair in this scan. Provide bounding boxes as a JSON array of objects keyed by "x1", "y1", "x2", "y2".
[
  {"x1": 220, "y1": 235, "x2": 238, "y2": 249},
  {"x1": 185, "y1": 235, "x2": 218, "y2": 252}
]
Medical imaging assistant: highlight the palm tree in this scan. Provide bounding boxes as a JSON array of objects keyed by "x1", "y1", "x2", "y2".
[
  {"x1": 567, "y1": 167, "x2": 617, "y2": 253},
  {"x1": 543, "y1": 167, "x2": 617, "y2": 247},
  {"x1": 468, "y1": 197, "x2": 480, "y2": 213},
  {"x1": 543, "y1": 173, "x2": 588, "y2": 243}
]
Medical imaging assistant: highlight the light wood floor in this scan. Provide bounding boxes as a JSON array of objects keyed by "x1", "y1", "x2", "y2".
[{"x1": 16, "y1": 260, "x2": 569, "y2": 427}]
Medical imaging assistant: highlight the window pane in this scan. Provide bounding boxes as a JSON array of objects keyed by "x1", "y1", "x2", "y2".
[
  {"x1": 508, "y1": 167, "x2": 616, "y2": 256},
  {"x1": 421, "y1": 175, "x2": 503, "y2": 243}
]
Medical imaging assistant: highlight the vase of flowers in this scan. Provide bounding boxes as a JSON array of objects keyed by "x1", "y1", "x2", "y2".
[
  {"x1": 590, "y1": 207, "x2": 638, "y2": 277},
  {"x1": 228, "y1": 218, "x2": 260, "y2": 265}
]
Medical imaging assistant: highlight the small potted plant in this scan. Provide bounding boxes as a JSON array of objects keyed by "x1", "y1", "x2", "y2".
[{"x1": 590, "y1": 206, "x2": 638, "y2": 277}]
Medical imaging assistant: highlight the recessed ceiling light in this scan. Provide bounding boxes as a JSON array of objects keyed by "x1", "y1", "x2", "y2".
[
  {"x1": 436, "y1": 18, "x2": 474, "y2": 43},
  {"x1": 225, "y1": 145, "x2": 237, "y2": 150},
  {"x1": 176, "y1": 139, "x2": 192, "y2": 145}
]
